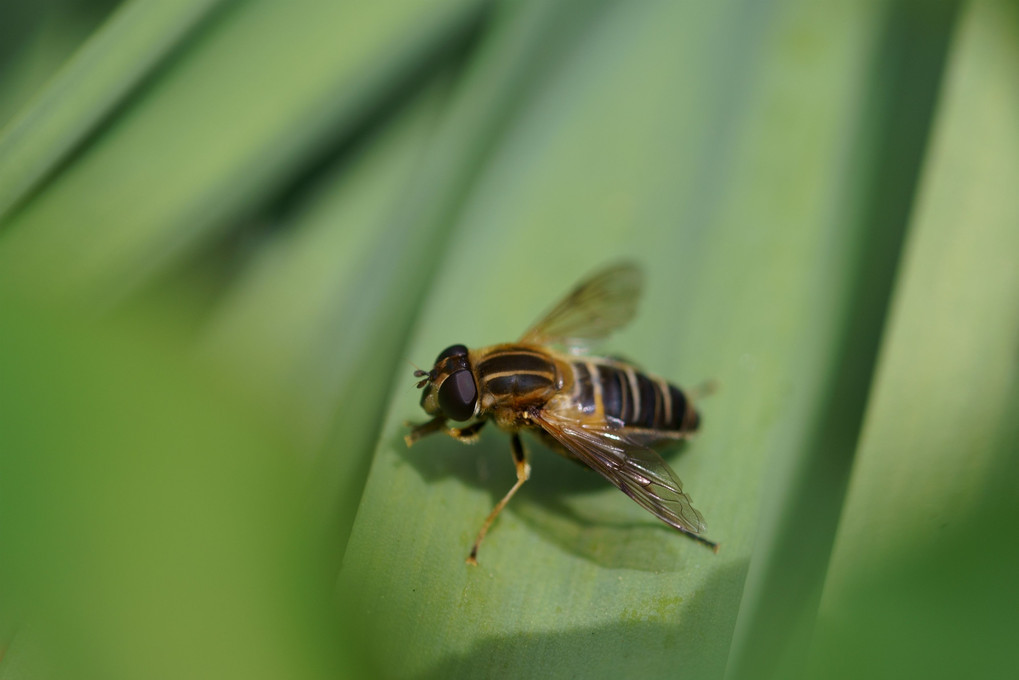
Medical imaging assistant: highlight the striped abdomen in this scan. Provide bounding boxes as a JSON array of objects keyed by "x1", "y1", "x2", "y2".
[
  {"x1": 476, "y1": 347, "x2": 561, "y2": 404},
  {"x1": 570, "y1": 360, "x2": 698, "y2": 432}
]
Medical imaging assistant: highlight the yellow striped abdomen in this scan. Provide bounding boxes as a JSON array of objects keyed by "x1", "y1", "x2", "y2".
[{"x1": 568, "y1": 359, "x2": 699, "y2": 433}]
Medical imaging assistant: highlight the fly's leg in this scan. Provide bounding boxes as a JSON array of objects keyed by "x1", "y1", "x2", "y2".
[
  {"x1": 404, "y1": 416, "x2": 447, "y2": 446},
  {"x1": 467, "y1": 432, "x2": 530, "y2": 566},
  {"x1": 688, "y1": 379, "x2": 719, "y2": 401},
  {"x1": 447, "y1": 420, "x2": 487, "y2": 443},
  {"x1": 405, "y1": 418, "x2": 487, "y2": 447}
]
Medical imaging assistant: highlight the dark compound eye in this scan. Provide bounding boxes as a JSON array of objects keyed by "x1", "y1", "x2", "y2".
[
  {"x1": 435, "y1": 344, "x2": 468, "y2": 363},
  {"x1": 437, "y1": 369, "x2": 478, "y2": 422}
]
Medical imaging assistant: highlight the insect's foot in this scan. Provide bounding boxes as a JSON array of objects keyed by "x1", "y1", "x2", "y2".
[
  {"x1": 449, "y1": 428, "x2": 481, "y2": 444},
  {"x1": 466, "y1": 543, "x2": 482, "y2": 565},
  {"x1": 690, "y1": 379, "x2": 720, "y2": 400}
]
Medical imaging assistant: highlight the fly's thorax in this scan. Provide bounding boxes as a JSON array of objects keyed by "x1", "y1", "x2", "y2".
[{"x1": 472, "y1": 344, "x2": 564, "y2": 412}]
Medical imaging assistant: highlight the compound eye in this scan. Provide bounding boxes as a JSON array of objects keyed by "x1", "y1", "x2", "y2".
[
  {"x1": 435, "y1": 344, "x2": 468, "y2": 364},
  {"x1": 437, "y1": 369, "x2": 478, "y2": 422}
]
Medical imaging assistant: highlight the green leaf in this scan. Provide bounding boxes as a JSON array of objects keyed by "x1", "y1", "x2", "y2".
[
  {"x1": 0, "y1": 1, "x2": 121, "y2": 128},
  {"x1": 725, "y1": 1, "x2": 962, "y2": 677},
  {"x1": 0, "y1": 0, "x2": 486, "y2": 305},
  {"x1": 0, "y1": 0, "x2": 233, "y2": 221},
  {"x1": 1, "y1": 0, "x2": 1016, "y2": 678},
  {"x1": 808, "y1": 1, "x2": 1019, "y2": 676},
  {"x1": 336, "y1": 0, "x2": 956, "y2": 677},
  {"x1": 0, "y1": 294, "x2": 371, "y2": 679}
]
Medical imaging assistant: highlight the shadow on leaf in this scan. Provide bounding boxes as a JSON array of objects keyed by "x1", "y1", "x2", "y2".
[
  {"x1": 411, "y1": 557, "x2": 749, "y2": 680},
  {"x1": 393, "y1": 424, "x2": 714, "y2": 572}
]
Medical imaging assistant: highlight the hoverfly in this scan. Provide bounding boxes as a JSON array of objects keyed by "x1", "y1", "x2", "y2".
[{"x1": 406, "y1": 262, "x2": 717, "y2": 564}]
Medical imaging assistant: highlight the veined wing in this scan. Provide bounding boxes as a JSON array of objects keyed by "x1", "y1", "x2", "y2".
[
  {"x1": 531, "y1": 406, "x2": 708, "y2": 536},
  {"x1": 519, "y1": 262, "x2": 642, "y2": 349}
]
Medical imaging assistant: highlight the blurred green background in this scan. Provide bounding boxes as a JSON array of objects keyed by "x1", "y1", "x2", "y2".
[{"x1": 0, "y1": 0, "x2": 1016, "y2": 678}]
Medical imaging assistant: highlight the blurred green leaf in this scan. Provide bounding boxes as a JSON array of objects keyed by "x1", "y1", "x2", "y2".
[
  {"x1": 0, "y1": 1, "x2": 121, "y2": 128},
  {"x1": 725, "y1": 1, "x2": 962, "y2": 677},
  {"x1": 0, "y1": 292, "x2": 367, "y2": 679},
  {"x1": 0, "y1": 0, "x2": 486, "y2": 305},
  {"x1": 808, "y1": 1, "x2": 1019, "y2": 676},
  {"x1": 0, "y1": 0, "x2": 234, "y2": 221}
]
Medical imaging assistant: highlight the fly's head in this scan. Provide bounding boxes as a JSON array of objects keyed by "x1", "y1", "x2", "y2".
[{"x1": 414, "y1": 344, "x2": 478, "y2": 422}]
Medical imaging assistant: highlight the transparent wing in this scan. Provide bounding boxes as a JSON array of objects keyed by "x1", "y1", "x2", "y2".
[
  {"x1": 519, "y1": 262, "x2": 643, "y2": 348},
  {"x1": 532, "y1": 408, "x2": 707, "y2": 535}
]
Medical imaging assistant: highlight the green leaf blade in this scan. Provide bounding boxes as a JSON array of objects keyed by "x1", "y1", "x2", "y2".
[
  {"x1": 0, "y1": 0, "x2": 235, "y2": 221},
  {"x1": 809, "y1": 2, "x2": 1019, "y2": 675},
  {"x1": 336, "y1": 1, "x2": 951, "y2": 677},
  {"x1": 0, "y1": 0, "x2": 486, "y2": 306}
]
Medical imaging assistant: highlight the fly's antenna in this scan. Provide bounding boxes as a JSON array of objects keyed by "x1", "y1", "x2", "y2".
[{"x1": 409, "y1": 360, "x2": 432, "y2": 389}]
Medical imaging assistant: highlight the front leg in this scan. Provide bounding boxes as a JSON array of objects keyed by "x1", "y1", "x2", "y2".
[
  {"x1": 404, "y1": 417, "x2": 488, "y2": 447},
  {"x1": 447, "y1": 419, "x2": 487, "y2": 443},
  {"x1": 404, "y1": 416, "x2": 447, "y2": 447}
]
